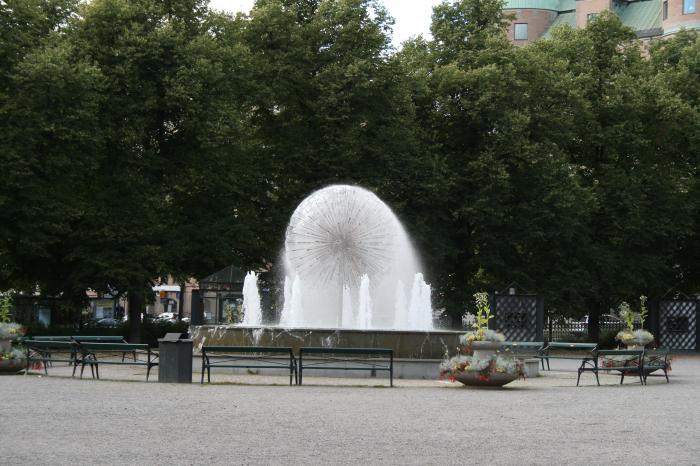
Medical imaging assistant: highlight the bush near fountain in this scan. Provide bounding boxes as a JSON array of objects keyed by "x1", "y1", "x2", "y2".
[{"x1": 0, "y1": 294, "x2": 26, "y2": 373}]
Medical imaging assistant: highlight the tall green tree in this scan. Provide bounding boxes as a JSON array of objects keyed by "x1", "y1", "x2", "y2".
[
  {"x1": 538, "y1": 14, "x2": 695, "y2": 337},
  {"x1": 241, "y1": 0, "x2": 434, "y2": 270},
  {"x1": 1, "y1": 0, "x2": 260, "y2": 339},
  {"x1": 401, "y1": 0, "x2": 592, "y2": 319}
]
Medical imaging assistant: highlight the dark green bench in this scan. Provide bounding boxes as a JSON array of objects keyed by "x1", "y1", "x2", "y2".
[
  {"x1": 540, "y1": 342, "x2": 598, "y2": 370},
  {"x1": 28, "y1": 335, "x2": 132, "y2": 365},
  {"x1": 577, "y1": 349, "x2": 645, "y2": 386},
  {"x1": 79, "y1": 342, "x2": 158, "y2": 381},
  {"x1": 201, "y1": 346, "x2": 297, "y2": 385},
  {"x1": 499, "y1": 341, "x2": 545, "y2": 366},
  {"x1": 298, "y1": 347, "x2": 393, "y2": 386},
  {"x1": 31, "y1": 335, "x2": 72, "y2": 341},
  {"x1": 72, "y1": 336, "x2": 134, "y2": 362},
  {"x1": 25, "y1": 340, "x2": 82, "y2": 376}
]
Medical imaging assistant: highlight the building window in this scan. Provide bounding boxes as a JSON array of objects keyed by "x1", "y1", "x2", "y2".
[
  {"x1": 514, "y1": 23, "x2": 528, "y2": 40},
  {"x1": 684, "y1": 0, "x2": 696, "y2": 14},
  {"x1": 587, "y1": 13, "x2": 598, "y2": 23},
  {"x1": 663, "y1": 0, "x2": 668, "y2": 19}
]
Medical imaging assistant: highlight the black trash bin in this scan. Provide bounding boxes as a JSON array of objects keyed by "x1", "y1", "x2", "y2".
[{"x1": 158, "y1": 333, "x2": 193, "y2": 383}]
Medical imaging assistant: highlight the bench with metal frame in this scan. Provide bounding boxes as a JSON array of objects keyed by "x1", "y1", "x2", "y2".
[
  {"x1": 577, "y1": 349, "x2": 645, "y2": 386},
  {"x1": 201, "y1": 346, "x2": 297, "y2": 386},
  {"x1": 642, "y1": 348, "x2": 671, "y2": 384},
  {"x1": 298, "y1": 347, "x2": 393, "y2": 386},
  {"x1": 499, "y1": 341, "x2": 545, "y2": 366},
  {"x1": 540, "y1": 342, "x2": 598, "y2": 370},
  {"x1": 78, "y1": 342, "x2": 158, "y2": 381},
  {"x1": 25, "y1": 340, "x2": 83, "y2": 376},
  {"x1": 26, "y1": 336, "x2": 73, "y2": 367},
  {"x1": 27, "y1": 335, "x2": 132, "y2": 365},
  {"x1": 72, "y1": 336, "x2": 135, "y2": 362}
]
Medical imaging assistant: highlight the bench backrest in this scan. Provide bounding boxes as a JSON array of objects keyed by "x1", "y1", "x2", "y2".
[
  {"x1": 545, "y1": 342, "x2": 598, "y2": 351},
  {"x1": 25, "y1": 340, "x2": 76, "y2": 350},
  {"x1": 501, "y1": 342, "x2": 544, "y2": 350},
  {"x1": 30, "y1": 336, "x2": 72, "y2": 342},
  {"x1": 79, "y1": 342, "x2": 148, "y2": 352},
  {"x1": 300, "y1": 347, "x2": 392, "y2": 355},
  {"x1": 596, "y1": 349, "x2": 644, "y2": 358},
  {"x1": 72, "y1": 336, "x2": 127, "y2": 343},
  {"x1": 203, "y1": 346, "x2": 292, "y2": 354}
]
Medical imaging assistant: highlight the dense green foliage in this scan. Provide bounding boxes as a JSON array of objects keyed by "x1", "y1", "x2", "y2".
[{"x1": 0, "y1": 0, "x2": 698, "y2": 337}]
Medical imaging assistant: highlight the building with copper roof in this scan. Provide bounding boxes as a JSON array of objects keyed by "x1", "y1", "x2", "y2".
[{"x1": 504, "y1": 0, "x2": 699, "y2": 44}]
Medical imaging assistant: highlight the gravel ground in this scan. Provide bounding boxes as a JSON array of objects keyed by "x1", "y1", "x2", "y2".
[{"x1": 2, "y1": 355, "x2": 699, "y2": 465}]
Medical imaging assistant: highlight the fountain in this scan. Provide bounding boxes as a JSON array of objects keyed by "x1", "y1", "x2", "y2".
[
  {"x1": 280, "y1": 185, "x2": 432, "y2": 330},
  {"x1": 192, "y1": 185, "x2": 463, "y2": 375}
]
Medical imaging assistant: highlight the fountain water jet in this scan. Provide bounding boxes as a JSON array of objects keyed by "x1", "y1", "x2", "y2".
[{"x1": 241, "y1": 271, "x2": 262, "y2": 326}]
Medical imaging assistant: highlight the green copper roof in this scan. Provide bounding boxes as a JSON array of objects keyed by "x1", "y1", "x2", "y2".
[
  {"x1": 504, "y1": 0, "x2": 575, "y2": 12},
  {"x1": 541, "y1": 11, "x2": 577, "y2": 38},
  {"x1": 614, "y1": 0, "x2": 662, "y2": 35}
]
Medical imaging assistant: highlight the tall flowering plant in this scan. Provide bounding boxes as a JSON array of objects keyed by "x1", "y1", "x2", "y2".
[
  {"x1": 616, "y1": 296, "x2": 654, "y2": 347},
  {"x1": 461, "y1": 292, "x2": 504, "y2": 343}
]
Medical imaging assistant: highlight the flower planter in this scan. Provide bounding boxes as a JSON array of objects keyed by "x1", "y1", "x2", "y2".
[
  {"x1": 470, "y1": 341, "x2": 502, "y2": 359},
  {"x1": 0, "y1": 357, "x2": 26, "y2": 373},
  {"x1": 453, "y1": 371, "x2": 519, "y2": 387}
]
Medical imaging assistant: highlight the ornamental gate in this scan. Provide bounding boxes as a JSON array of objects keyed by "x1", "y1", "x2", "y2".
[
  {"x1": 491, "y1": 289, "x2": 544, "y2": 342},
  {"x1": 653, "y1": 299, "x2": 699, "y2": 351}
]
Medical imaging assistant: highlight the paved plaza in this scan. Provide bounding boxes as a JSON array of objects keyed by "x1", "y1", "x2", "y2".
[{"x1": 2, "y1": 355, "x2": 700, "y2": 465}]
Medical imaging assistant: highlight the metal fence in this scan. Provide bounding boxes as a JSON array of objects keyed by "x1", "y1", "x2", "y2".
[{"x1": 545, "y1": 314, "x2": 626, "y2": 342}]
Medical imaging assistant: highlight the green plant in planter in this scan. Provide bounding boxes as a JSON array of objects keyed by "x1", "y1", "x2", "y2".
[
  {"x1": 462, "y1": 292, "x2": 503, "y2": 344},
  {"x1": 0, "y1": 291, "x2": 24, "y2": 339},
  {"x1": 616, "y1": 296, "x2": 654, "y2": 347}
]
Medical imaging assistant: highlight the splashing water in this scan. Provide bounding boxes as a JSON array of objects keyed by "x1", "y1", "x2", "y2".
[
  {"x1": 242, "y1": 271, "x2": 262, "y2": 326},
  {"x1": 280, "y1": 185, "x2": 433, "y2": 330}
]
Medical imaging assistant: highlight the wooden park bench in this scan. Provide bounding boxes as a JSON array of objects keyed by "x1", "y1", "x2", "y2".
[
  {"x1": 78, "y1": 342, "x2": 158, "y2": 381},
  {"x1": 577, "y1": 349, "x2": 645, "y2": 386},
  {"x1": 201, "y1": 346, "x2": 297, "y2": 386},
  {"x1": 298, "y1": 347, "x2": 393, "y2": 386},
  {"x1": 540, "y1": 342, "x2": 598, "y2": 370}
]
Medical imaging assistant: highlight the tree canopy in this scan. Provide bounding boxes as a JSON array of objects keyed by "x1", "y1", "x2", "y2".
[{"x1": 1, "y1": 0, "x2": 698, "y2": 337}]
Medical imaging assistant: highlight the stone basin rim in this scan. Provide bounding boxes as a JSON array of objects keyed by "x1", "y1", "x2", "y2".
[{"x1": 195, "y1": 325, "x2": 465, "y2": 335}]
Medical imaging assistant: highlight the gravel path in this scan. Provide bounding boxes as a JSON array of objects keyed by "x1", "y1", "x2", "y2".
[{"x1": 2, "y1": 355, "x2": 699, "y2": 465}]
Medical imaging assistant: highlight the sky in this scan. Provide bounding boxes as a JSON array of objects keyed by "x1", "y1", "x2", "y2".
[{"x1": 207, "y1": 0, "x2": 443, "y2": 46}]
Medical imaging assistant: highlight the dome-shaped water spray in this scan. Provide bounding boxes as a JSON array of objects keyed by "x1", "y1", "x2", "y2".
[{"x1": 279, "y1": 185, "x2": 433, "y2": 330}]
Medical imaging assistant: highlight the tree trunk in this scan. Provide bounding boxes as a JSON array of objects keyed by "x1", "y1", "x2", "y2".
[
  {"x1": 178, "y1": 280, "x2": 186, "y2": 322},
  {"x1": 588, "y1": 306, "x2": 601, "y2": 343},
  {"x1": 127, "y1": 290, "x2": 144, "y2": 343}
]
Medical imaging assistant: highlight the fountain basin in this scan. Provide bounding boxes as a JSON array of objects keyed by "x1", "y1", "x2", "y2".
[{"x1": 191, "y1": 325, "x2": 463, "y2": 360}]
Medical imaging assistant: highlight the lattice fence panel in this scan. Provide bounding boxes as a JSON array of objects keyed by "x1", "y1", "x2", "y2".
[
  {"x1": 659, "y1": 300, "x2": 697, "y2": 350},
  {"x1": 493, "y1": 295, "x2": 539, "y2": 341}
]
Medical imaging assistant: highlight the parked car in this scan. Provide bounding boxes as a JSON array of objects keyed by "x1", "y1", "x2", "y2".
[
  {"x1": 96, "y1": 318, "x2": 120, "y2": 328},
  {"x1": 157, "y1": 312, "x2": 176, "y2": 321}
]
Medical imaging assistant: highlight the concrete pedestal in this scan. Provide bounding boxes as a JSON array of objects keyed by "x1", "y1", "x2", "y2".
[{"x1": 158, "y1": 339, "x2": 193, "y2": 383}]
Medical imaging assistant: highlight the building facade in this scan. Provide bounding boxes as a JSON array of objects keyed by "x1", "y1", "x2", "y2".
[{"x1": 504, "y1": 0, "x2": 699, "y2": 44}]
